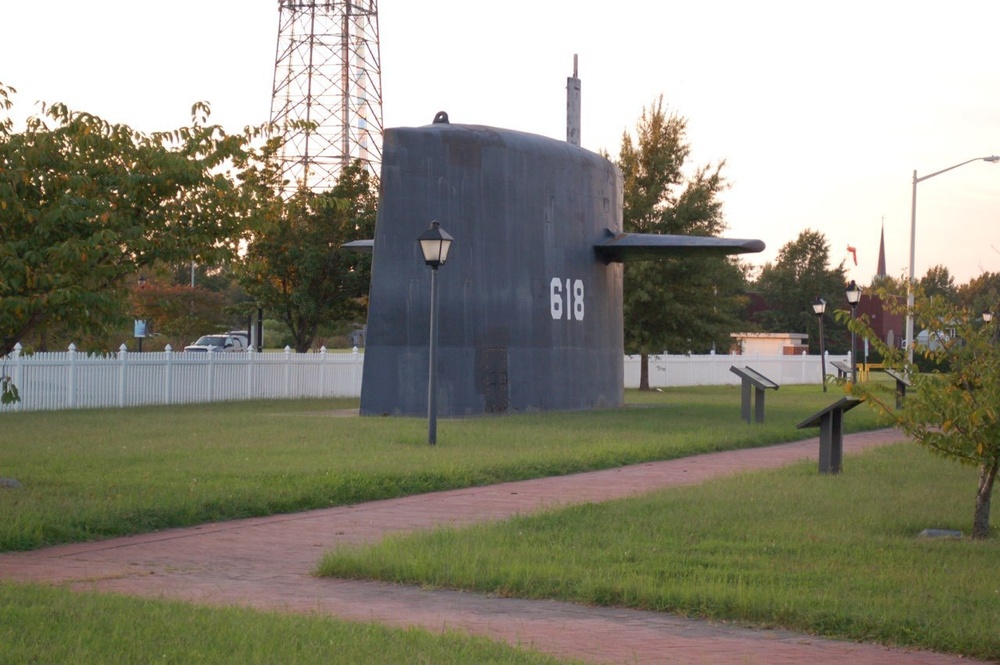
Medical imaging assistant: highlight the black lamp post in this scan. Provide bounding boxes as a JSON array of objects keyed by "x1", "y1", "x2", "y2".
[
  {"x1": 845, "y1": 280, "x2": 861, "y2": 384},
  {"x1": 812, "y1": 296, "x2": 828, "y2": 392},
  {"x1": 417, "y1": 221, "x2": 454, "y2": 445}
]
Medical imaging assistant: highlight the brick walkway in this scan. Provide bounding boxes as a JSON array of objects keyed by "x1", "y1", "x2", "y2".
[{"x1": 0, "y1": 429, "x2": 984, "y2": 664}]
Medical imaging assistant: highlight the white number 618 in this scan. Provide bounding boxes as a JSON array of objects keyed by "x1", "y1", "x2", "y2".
[{"x1": 550, "y1": 278, "x2": 584, "y2": 321}]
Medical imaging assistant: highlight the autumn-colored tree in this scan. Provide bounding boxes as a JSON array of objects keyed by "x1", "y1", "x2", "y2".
[
  {"x1": 131, "y1": 280, "x2": 231, "y2": 348},
  {"x1": 843, "y1": 285, "x2": 1000, "y2": 539},
  {"x1": 0, "y1": 83, "x2": 258, "y2": 360}
]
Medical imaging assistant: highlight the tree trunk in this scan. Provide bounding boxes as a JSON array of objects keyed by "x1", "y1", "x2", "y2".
[
  {"x1": 972, "y1": 458, "x2": 999, "y2": 540},
  {"x1": 639, "y1": 353, "x2": 650, "y2": 391}
]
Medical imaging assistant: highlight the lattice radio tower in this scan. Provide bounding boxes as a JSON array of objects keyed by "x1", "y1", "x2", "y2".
[{"x1": 270, "y1": 1, "x2": 384, "y2": 193}]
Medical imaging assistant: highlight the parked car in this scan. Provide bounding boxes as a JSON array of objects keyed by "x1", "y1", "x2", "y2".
[
  {"x1": 227, "y1": 330, "x2": 251, "y2": 349},
  {"x1": 183, "y1": 334, "x2": 246, "y2": 353}
]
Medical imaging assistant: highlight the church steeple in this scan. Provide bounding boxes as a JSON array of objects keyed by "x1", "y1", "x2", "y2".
[{"x1": 876, "y1": 219, "x2": 887, "y2": 278}]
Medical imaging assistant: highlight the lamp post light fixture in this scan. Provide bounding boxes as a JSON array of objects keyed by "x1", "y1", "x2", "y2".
[
  {"x1": 845, "y1": 280, "x2": 861, "y2": 384},
  {"x1": 984, "y1": 308, "x2": 997, "y2": 344},
  {"x1": 812, "y1": 296, "x2": 828, "y2": 392},
  {"x1": 417, "y1": 221, "x2": 454, "y2": 446},
  {"x1": 905, "y1": 155, "x2": 1000, "y2": 363}
]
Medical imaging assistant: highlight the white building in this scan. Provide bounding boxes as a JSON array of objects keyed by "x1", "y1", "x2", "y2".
[{"x1": 730, "y1": 332, "x2": 809, "y2": 356}]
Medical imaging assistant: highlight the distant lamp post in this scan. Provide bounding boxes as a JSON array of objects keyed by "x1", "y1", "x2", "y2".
[
  {"x1": 905, "y1": 155, "x2": 1000, "y2": 362},
  {"x1": 135, "y1": 274, "x2": 148, "y2": 352},
  {"x1": 417, "y1": 221, "x2": 454, "y2": 446},
  {"x1": 812, "y1": 297, "x2": 828, "y2": 392},
  {"x1": 845, "y1": 280, "x2": 861, "y2": 384}
]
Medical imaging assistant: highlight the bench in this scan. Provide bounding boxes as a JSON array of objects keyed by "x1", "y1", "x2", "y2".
[
  {"x1": 884, "y1": 369, "x2": 911, "y2": 409},
  {"x1": 796, "y1": 396, "x2": 864, "y2": 474},
  {"x1": 729, "y1": 366, "x2": 779, "y2": 424}
]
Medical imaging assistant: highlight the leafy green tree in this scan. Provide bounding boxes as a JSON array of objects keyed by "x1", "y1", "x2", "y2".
[
  {"x1": 753, "y1": 230, "x2": 849, "y2": 353},
  {"x1": 0, "y1": 83, "x2": 258, "y2": 360},
  {"x1": 238, "y1": 160, "x2": 376, "y2": 352},
  {"x1": 871, "y1": 272, "x2": 906, "y2": 294},
  {"x1": 958, "y1": 271, "x2": 1000, "y2": 315},
  {"x1": 920, "y1": 264, "x2": 958, "y2": 302},
  {"x1": 618, "y1": 97, "x2": 749, "y2": 388},
  {"x1": 843, "y1": 286, "x2": 1000, "y2": 539}
]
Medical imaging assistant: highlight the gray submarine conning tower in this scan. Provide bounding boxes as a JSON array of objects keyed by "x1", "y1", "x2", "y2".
[{"x1": 357, "y1": 119, "x2": 764, "y2": 416}]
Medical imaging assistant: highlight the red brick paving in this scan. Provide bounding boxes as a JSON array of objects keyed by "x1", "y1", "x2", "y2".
[{"x1": 0, "y1": 429, "x2": 985, "y2": 664}]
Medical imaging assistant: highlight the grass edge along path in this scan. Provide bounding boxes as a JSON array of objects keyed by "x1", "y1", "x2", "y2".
[
  {"x1": 0, "y1": 386, "x2": 885, "y2": 552},
  {"x1": 0, "y1": 581, "x2": 579, "y2": 665},
  {"x1": 318, "y1": 442, "x2": 1000, "y2": 662}
]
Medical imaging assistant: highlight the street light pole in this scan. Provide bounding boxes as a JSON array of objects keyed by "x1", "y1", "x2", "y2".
[
  {"x1": 812, "y1": 297, "x2": 828, "y2": 393},
  {"x1": 417, "y1": 221, "x2": 454, "y2": 446},
  {"x1": 427, "y1": 264, "x2": 440, "y2": 443},
  {"x1": 905, "y1": 155, "x2": 999, "y2": 363},
  {"x1": 845, "y1": 280, "x2": 861, "y2": 384}
]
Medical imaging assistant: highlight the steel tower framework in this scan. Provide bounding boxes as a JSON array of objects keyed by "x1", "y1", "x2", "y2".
[{"x1": 270, "y1": 1, "x2": 383, "y2": 192}]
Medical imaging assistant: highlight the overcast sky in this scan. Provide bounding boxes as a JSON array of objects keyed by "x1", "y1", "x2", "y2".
[{"x1": 4, "y1": 1, "x2": 999, "y2": 285}]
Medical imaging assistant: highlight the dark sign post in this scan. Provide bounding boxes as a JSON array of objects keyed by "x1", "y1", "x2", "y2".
[
  {"x1": 133, "y1": 320, "x2": 147, "y2": 352},
  {"x1": 797, "y1": 397, "x2": 864, "y2": 474},
  {"x1": 729, "y1": 366, "x2": 779, "y2": 424}
]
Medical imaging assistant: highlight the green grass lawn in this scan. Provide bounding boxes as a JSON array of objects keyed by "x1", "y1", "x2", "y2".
[
  {"x1": 318, "y1": 442, "x2": 1000, "y2": 660},
  {"x1": 2, "y1": 383, "x2": 927, "y2": 664},
  {"x1": 0, "y1": 385, "x2": 881, "y2": 552}
]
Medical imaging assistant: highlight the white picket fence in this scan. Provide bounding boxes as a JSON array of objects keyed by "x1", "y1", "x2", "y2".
[
  {"x1": 624, "y1": 352, "x2": 851, "y2": 389},
  {"x1": 0, "y1": 344, "x2": 848, "y2": 413},
  {"x1": 0, "y1": 343, "x2": 364, "y2": 413}
]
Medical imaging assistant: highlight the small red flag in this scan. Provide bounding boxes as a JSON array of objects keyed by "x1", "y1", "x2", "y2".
[{"x1": 846, "y1": 245, "x2": 857, "y2": 266}]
